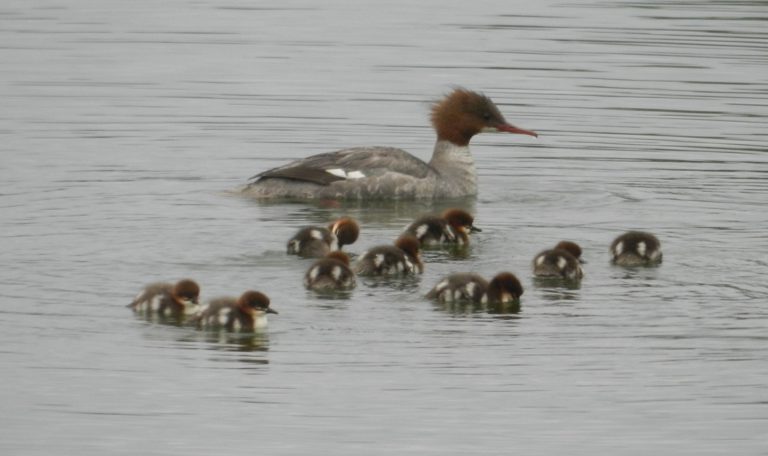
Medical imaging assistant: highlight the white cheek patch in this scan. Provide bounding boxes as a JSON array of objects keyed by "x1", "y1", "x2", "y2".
[
  {"x1": 325, "y1": 168, "x2": 366, "y2": 179},
  {"x1": 435, "y1": 280, "x2": 449, "y2": 293},
  {"x1": 309, "y1": 266, "x2": 320, "y2": 281},
  {"x1": 614, "y1": 241, "x2": 624, "y2": 257},
  {"x1": 289, "y1": 240, "x2": 300, "y2": 252},
  {"x1": 535, "y1": 255, "x2": 545, "y2": 266},
  {"x1": 465, "y1": 282, "x2": 477, "y2": 297},
  {"x1": 557, "y1": 256, "x2": 567, "y2": 270},
  {"x1": 636, "y1": 241, "x2": 647, "y2": 257},
  {"x1": 331, "y1": 266, "x2": 342, "y2": 281}
]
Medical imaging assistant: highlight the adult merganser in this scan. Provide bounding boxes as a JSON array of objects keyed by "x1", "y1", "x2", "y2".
[
  {"x1": 192, "y1": 290, "x2": 277, "y2": 332},
  {"x1": 353, "y1": 234, "x2": 423, "y2": 276},
  {"x1": 532, "y1": 241, "x2": 585, "y2": 280},
  {"x1": 403, "y1": 208, "x2": 480, "y2": 246},
  {"x1": 304, "y1": 251, "x2": 356, "y2": 291},
  {"x1": 610, "y1": 231, "x2": 663, "y2": 266},
  {"x1": 242, "y1": 88, "x2": 537, "y2": 200},
  {"x1": 287, "y1": 216, "x2": 360, "y2": 258},
  {"x1": 427, "y1": 272, "x2": 523, "y2": 304},
  {"x1": 128, "y1": 279, "x2": 201, "y2": 317}
]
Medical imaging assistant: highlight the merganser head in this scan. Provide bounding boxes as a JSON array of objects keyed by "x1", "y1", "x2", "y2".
[
  {"x1": 442, "y1": 208, "x2": 481, "y2": 234},
  {"x1": 395, "y1": 234, "x2": 421, "y2": 260},
  {"x1": 554, "y1": 240, "x2": 584, "y2": 263},
  {"x1": 172, "y1": 279, "x2": 200, "y2": 307},
  {"x1": 238, "y1": 290, "x2": 278, "y2": 315},
  {"x1": 328, "y1": 217, "x2": 360, "y2": 248},
  {"x1": 325, "y1": 250, "x2": 351, "y2": 266},
  {"x1": 431, "y1": 88, "x2": 538, "y2": 146},
  {"x1": 487, "y1": 272, "x2": 524, "y2": 303}
]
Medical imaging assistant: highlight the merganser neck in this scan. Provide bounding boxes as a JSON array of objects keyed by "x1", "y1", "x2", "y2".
[{"x1": 429, "y1": 140, "x2": 477, "y2": 198}]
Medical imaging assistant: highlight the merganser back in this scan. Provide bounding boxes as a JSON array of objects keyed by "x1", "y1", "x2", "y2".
[
  {"x1": 287, "y1": 216, "x2": 360, "y2": 258},
  {"x1": 532, "y1": 241, "x2": 585, "y2": 280},
  {"x1": 128, "y1": 279, "x2": 201, "y2": 317},
  {"x1": 403, "y1": 208, "x2": 480, "y2": 246},
  {"x1": 242, "y1": 89, "x2": 537, "y2": 200},
  {"x1": 610, "y1": 231, "x2": 663, "y2": 267}
]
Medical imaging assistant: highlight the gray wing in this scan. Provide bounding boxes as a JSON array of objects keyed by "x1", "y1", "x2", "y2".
[{"x1": 248, "y1": 147, "x2": 434, "y2": 186}]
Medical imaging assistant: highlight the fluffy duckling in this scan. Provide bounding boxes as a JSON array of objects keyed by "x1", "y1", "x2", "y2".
[
  {"x1": 192, "y1": 290, "x2": 277, "y2": 332},
  {"x1": 610, "y1": 231, "x2": 662, "y2": 266},
  {"x1": 403, "y1": 208, "x2": 480, "y2": 246},
  {"x1": 427, "y1": 272, "x2": 523, "y2": 304},
  {"x1": 128, "y1": 279, "x2": 201, "y2": 317},
  {"x1": 287, "y1": 216, "x2": 360, "y2": 258},
  {"x1": 304, "y1": 251, "x2": 356, "y2": 291},
  {"x1": 353, "y1": 235, "x2": 423, "y2": 276},
  {"x1": 532, "y1": 241, "x2": 584, "y2": 280}
]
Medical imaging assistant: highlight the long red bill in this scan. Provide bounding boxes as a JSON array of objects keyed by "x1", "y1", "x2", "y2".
[{"x1": 497, "y1": 124, "x2": 538, "y2": 138}]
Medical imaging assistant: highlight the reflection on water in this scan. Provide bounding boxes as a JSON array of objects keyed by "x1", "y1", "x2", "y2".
[{"x1": 2, "y1": 0, "x2": 768, "y2": 454}]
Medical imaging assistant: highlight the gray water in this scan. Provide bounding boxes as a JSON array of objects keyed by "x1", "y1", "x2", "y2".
[{"x1": 2, "y1": 0, "x2": 767, "y2": 454}]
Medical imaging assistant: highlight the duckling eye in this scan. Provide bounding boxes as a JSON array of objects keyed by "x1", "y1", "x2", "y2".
[{"x1": 482, "y1": 112, "x2": 492, "y2": 121}]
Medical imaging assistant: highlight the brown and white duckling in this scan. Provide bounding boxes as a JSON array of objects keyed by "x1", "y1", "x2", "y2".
[
  {"x1": 403, "y1": 208, "x2": 480, "y2": 246},
  {"x1": 287, "y1": 216, "x2": 360, "y2": 258},
  {"x1": 192, "y1": 290, "x2": 277, "y2": 332},
  {"x1": 128, "y1": 279, "x2": 201, "y2": 317},
  {"x1": 304, "y1": 251, "x2": 356, "y2": 291},
  {"x1": 427, "y1": 272, "x2": 523, "y2": 304},
  {"x1": 353, "y1": 235, "x2": 423, "y2": 276},
  {"x1": 532, "y1": 241, "x2": 584, "y2": 280},
  {"x1": 610, "y1": 231, "x2": 662, "y2": 266}
]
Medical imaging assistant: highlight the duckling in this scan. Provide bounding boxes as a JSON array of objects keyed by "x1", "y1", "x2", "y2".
[
  {"x1": 287, "y1": 216, "x2": 360, "y2": 258},
  {"x1": 610, "y1": 231, "x2": 662, "y2": 266},
  {"x1": 532, "y1": 241, "x2": 584, "y2": 280},
  {"x1": 403, "y1": 208, "x2": 480, "y2": 246},
  {"x1": 128, "y1": 279, "x2": 201, "y2": 317},
  {"x1": 304, "y1": 251, "x2": 356, "y2": 291},
  {"x1": 353, "y1": 235, "x2": 423, "y2": 276}
]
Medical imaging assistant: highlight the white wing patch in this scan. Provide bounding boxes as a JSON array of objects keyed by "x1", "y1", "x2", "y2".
[
  {"x1": 331, "y1": 266, "x2": 342, "y2": 281},
  {"x1": 309, "y1": 266, "x2": 320, "y2": 281},
  {"x1": 636, "y1": 241, "x2": 647, "y2": 257},
  {"x1": 373, "y1": 254, "x2": 385, "y2": 268},
  {"x1": 465, "y1": 282, "x2": 477, "y2": 297},
  {"x1": 535, "y1": 255, "x2": 545, "y2": 266},
  {"x1": 557, "y1": 256, "x2": 567, "y2": 270},
  {"x1": 415, "y1": 224, "x2": 429, "y2": 239},
  {"x1": 614, "y1": 241, "x2": 624, "y2": 256},
  {"x1": 325, "y1": 168, "x2": 366, "y2": 179},
  {"x1": 310, "y1": 229, "x2": 323, "y2": 240}
]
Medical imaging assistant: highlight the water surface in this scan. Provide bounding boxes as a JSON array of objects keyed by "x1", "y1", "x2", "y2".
[{"x1": 2, "y1": 0, "x2": 767, "y2": 454}]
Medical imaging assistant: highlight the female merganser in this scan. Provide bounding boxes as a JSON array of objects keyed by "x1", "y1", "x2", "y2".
[
  {"x1": 192, "y1": 290, "x2": 277, "y2": 332},
  {"x1": 304, "y1": 251, "x2": 356, "y2": 291},
  {"x1": 403, "y1": 208, "x2": 480, "y2": 246},
  {"x1": 353, "y1": 234, "x2": 423, "y2": 276},
  {"x1": 532, "y1": 241, "x2": 584, "y2": 280},
  {"x1": 128, "y1": 279, "x2": 201, "y2": 316},
  {"x1": 427, "y1": 272, "x2": 523, "y2": 304},
  {"x1": 287, "y1": 216, "x2": 360, "y2": 258},
  {"x1": 242, "y1": 88, "x2": 537, "y2": 200},
  {"x1": 610, "y1": 231, "x2": 662, "y2": 266}
]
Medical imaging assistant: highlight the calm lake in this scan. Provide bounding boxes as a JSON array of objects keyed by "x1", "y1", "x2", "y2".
[{"x1": 2, "y1": 0, "x2": 767, "y2": 454}]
